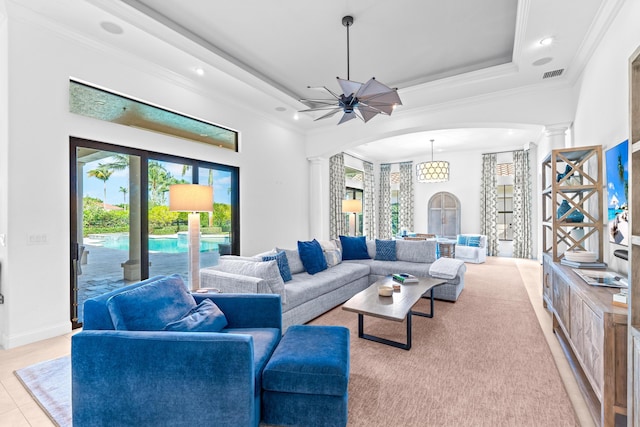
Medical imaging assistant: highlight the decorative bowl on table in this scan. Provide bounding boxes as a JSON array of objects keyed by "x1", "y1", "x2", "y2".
[{"x1": 378, "y1": 284, "x2": 394, "y2": 297}]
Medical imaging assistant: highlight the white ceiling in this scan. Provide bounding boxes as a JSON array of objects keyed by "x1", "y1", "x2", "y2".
[{"x1": 8, "y1": 0, "x2": 619, "y2": 160}]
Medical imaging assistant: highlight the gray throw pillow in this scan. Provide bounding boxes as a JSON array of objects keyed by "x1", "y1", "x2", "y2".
[
  {"x1": 214, "y1": 258, "x2": 286, "y2": 303},
  {"x1": 275, "y1": 247, "x2": 305, "y2": 274}
]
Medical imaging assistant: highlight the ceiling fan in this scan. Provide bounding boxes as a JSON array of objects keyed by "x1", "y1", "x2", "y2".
[{"x1": 299, "y1": 15, "x2": 402, "y2": 125}]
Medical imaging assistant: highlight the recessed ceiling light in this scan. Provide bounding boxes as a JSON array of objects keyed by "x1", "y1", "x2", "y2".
[
  {"x1": 539, "y1": 37, "x2": 554, "y2": 46},
  {"x1": 293, "y1": 113, "x2": 299, "y2": 121},
  {"x1": 194, "y1": 67, "x2": 205, "y2": 76},
  {"x1": 100, "y1": 21, "x2": 124, "y2": 35},
  {"x1": 533, "y1": 57, "x2": 553, "y2": 66}
]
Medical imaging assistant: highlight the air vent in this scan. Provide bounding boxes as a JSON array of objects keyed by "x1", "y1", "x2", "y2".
[{"x1": 543, "y1": 69, "x2": 564, "y2": 79}]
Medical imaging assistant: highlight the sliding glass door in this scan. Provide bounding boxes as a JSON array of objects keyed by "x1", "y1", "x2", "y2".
[{"x1": 70, "y1": 138, "x2": 239, "y2": 327}]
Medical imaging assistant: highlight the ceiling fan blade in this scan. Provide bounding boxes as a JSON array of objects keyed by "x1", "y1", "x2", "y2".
[
  {"x1": 299, "y1": 106, "x2": 343, "y2": 113},
  {"x1": 337, "y1": 78, "x2": 363, "y2": 97},
  {"x1": 357, "y1": 78, "x2": 394, "y2": 97},
  {"x1": 357, "y1": 106, "x2": 381, "y2": 122},
  {"x1": 314, "y1": 108, "x2": 342, "y2": 121},
  {"x1": 338, "y1": 111, "x2": 357, "y2": 125}
]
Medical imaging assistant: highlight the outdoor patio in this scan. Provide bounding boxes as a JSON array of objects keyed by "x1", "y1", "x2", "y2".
[{"x1": 76, "y1": 243, "x2": 221, "y2": 323}]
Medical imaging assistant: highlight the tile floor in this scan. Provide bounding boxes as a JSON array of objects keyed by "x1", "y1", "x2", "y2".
[{"x1": 0, "y1": 259, "x2": 596, "y2": 426}]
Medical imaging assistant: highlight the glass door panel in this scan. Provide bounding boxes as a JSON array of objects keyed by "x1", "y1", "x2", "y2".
[
  {"x1": 199, "y1": 167, "x2": 232, "y2": 261},
  {"x1": 147, "y1": 159, "x2": 192, "y2": 282},
  {"x1": 73, "y1": 147, "x2": 142, "y2": 326}
]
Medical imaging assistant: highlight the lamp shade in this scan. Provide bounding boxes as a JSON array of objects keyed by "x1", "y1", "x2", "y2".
[
  {"x1": 169, "y1": 184, "x2": 213, "y2": 212},
  {"x1": 416, "y1": 160, "x2": 450, "y2": 183},
  {"x1": 342, "y1": 199, "x2": 362, "y2": 213}
]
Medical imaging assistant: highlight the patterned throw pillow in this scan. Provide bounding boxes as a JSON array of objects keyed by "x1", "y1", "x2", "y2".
[
  {"x1": 263, "y1": 251, "x2": 292, "y2": 282},
  {"x1": 457, "y1": 235, "x2": 469, "y2": 246},
  {"x1": 468, "y1": 236, "x2": 481, "y2": 247},
  {"x1": 375, "y1": 239, "x2": 397, "y2": 261},
  {"x1": 275, "y1": 247, "x2": 305, "y2": 274}
]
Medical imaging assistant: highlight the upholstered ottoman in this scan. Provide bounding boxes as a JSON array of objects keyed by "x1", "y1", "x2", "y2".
[{"x1": 262, "y1": 325, "x2": 350, "y2": 427}]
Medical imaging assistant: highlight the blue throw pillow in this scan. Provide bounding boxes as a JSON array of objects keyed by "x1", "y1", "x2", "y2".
[
  {"x1": 375, "y1": 239, "x2": 396, "y2": 261},
  {"x1": 339, "y1": 235, "x2": 371, "y2": 260},
  {"x1": 164, "y1": 299, "x2": 228, "y2": 332},
  {"x1": 457, "y1": 235, "x2": 469, "y2": 246},
  {"x1": 106, "y1": 274, "x2": 196, "y2": 331},
  {"x1": 263, "y1": 251, "x2": 292, "y2": 282},
  {"x1": 468, "y1": 236, "x2": 481, "y2": 247},
  {"x1": 297, "y1": 239, "x2": 328, "y2": 275}
]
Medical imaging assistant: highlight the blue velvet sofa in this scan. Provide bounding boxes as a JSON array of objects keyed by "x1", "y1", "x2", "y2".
[{"x1": 72, "y1": 274, "x2": 282, "y2": 427}]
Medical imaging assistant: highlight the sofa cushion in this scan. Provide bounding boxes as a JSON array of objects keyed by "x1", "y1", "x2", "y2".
[
  {"x1": 106, "y1": 274, "x2": 196, "y2": 331},
  {"x1": 375, "y1": 239, "x2": 396, "y2": 261},
  {"x1": 339, "y1": 235, "x2": 370, "y2": 260},
  {"x1": 284, "y1": 263, "x2": 370, "y2": 309},
  {"x1": 275, "y1": 247, "x2": 305, "y2": 274},
  {"x1": 213, "y1": 258, "x2": 286, "y2": 303},
  {"x1": 395, "y1": 240, "x2": 437, "y2": 263},
  {"x1": 457, "y1": 235, "x2": 469, "y2": 246},
  {"x1": 163, "y1": 299, "x2": 228, "y2": 332},
  {"x1": 263, "y1": 251, "x2": 292, "y2": 282},
  {"x1": 298, "y1": 239, "x2": 328, "y2": 275}
]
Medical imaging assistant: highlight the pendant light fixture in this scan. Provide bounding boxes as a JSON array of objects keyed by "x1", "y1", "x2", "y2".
[
  {"x1": 416, "y1": 139, "x2": 450, "y2": 183},
  {"x1": 299, "y1": 15, "x2": 402, "y2": 125}
]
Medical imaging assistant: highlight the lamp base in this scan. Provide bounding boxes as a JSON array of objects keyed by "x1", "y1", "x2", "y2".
[{"x1": 188, "y1": 213, "x2": 200, "y2": 291}]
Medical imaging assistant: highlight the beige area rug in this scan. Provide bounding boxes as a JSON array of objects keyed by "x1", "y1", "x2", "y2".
[{"x1": 310, "y1": 257, "x2": 579, "y2": 427}]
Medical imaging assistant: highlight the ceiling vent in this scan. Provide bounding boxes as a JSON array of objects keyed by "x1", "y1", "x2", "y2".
[{"x1": 543, "y1": 69, "x2": 564, "y2": 79}]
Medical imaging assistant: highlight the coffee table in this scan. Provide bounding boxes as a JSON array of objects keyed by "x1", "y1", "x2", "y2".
[{"x1": 342, "y1": 276, "x2": 445, "y2": 350}]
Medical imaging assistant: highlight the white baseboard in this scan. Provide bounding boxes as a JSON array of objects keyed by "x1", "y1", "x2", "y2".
[{"x1": 1, "y1": 321, "x2": 72, "y2": 349}]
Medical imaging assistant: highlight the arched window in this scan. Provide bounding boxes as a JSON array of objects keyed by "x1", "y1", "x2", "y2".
[{"x1": 427, "y1": 192, "x2": 460, "y2": 238}]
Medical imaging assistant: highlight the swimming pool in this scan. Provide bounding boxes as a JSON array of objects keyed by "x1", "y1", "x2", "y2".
[{"x1": 100, "y1": 234, "x2": 228, "y2": 254}]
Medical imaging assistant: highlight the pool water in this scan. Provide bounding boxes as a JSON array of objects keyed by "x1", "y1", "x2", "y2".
[{"x1": 101, "y1": 235, "x2": 226, "y2": 253}]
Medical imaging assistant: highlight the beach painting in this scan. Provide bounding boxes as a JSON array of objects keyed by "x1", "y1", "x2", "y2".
[{"x1": 606, "y1": 139, "x2": 629, "y2": 246}]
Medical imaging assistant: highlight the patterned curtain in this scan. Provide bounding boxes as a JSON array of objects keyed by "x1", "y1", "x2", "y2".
[
  {"x1": 378, "y1": 164, "x2": 392, "y2": 239},
  {"x1": 512, "y1": 150, "x2": 532, "y2": 258},
  {"x1": 329, "y1": 153, "x2": 346, "y2": 239},
  {"x1": 398, "y1": 161, "x2": 414, "y2": 233},
  {"x1": 363, "y1": 161, "x2": 375, "y2": 238},
  {"x1": 480, "y1": 153, "x2": 499, "y2": 256}
]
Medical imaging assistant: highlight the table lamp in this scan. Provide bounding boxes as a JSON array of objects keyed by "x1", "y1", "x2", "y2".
[{"x1": 169, "y1": 184, "x2": 213, "y2": 291}]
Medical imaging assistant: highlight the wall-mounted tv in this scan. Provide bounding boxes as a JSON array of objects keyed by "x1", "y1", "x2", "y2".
[{"x1": 606, "y1": 139, "x2": 629, "y2": 246}]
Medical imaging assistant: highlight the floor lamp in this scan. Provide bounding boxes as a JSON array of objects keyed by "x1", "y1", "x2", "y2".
[
  {"x1": 342, "y1": 199, "x2": 362, "y2": 236},
  {"x1": 169, "y1": 184, "x2": 213, "y2": 291}
]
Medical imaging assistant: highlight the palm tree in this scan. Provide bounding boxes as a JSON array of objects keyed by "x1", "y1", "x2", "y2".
[
  {"x1": 119, "y1": 186, "x2": 129, "y2": 209},
  {"x1": 87, "y1": 164, "x2": 114, "y2": 209}
]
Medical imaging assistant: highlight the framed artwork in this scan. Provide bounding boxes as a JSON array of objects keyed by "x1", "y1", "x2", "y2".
[{"x1": 606, "y1": 139, "x2": 629, "y2": 246}]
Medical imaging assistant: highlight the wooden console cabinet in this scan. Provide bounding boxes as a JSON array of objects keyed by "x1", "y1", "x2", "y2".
[{"x1": 543, "y1": 254, "x2": 627, "y2": 426}]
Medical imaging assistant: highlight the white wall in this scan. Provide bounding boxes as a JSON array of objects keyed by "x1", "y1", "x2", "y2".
[
  {"x1": 571, "y1": 0, "x2": 640, "y2": 274},
  {"x1": 0, "y1": 10, "x2": 309, "y2": 348}
]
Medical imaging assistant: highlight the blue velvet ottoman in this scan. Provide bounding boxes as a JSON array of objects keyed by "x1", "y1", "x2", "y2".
[{"x1": 262, "y1": 325, "x2": 350, "y2": 427}]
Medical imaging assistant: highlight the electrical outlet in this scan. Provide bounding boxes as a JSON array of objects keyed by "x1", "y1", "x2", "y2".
[
  {"x1": 0, "y1": 294, "x2": 4, "y2": 304},
  {"x1": 27, "y1": 234, "x2": 48, "y2": 245}
]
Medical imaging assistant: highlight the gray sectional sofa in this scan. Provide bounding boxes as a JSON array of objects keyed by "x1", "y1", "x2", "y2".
[{"x1": 200, "y1": 239, "x2": 466, "y2": 330}]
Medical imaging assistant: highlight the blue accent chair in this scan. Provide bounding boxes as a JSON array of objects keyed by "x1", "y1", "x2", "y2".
[{"x1": 72, "y1": 275, "x2": 282, "y2": 427}]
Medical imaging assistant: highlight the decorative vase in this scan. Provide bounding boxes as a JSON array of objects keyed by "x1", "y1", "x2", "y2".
[
  {"x1": 556, "y1": 164, "x2": 574, "y2": 182},
  {"x1": 557, "y1": 200, "x2": 584, "y2": 222}
]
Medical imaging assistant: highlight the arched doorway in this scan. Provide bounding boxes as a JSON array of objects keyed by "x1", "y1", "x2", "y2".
[{"x1": 427, "y1": 192, "x2": 460, "y2": 238}]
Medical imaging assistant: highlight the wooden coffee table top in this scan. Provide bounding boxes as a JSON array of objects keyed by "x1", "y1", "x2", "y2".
[{"x1": 342, "y1": 276, "x2": 445, "y2": 322}]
